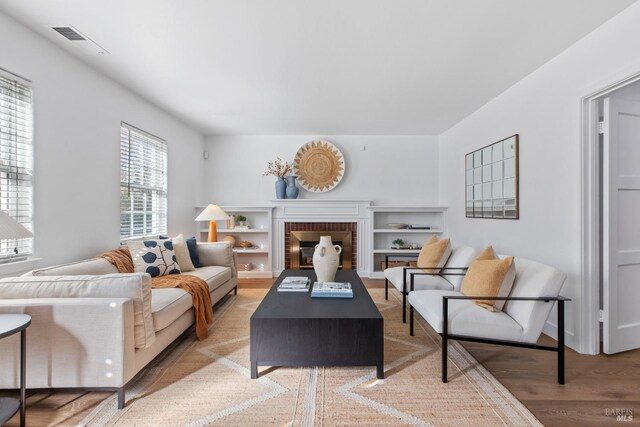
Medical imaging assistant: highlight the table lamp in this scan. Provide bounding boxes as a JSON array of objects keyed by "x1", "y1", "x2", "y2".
[
  {"x1": 195, "y1": 204, "x2": 230, "y2": 242},
  {"x1": 0, "y1": 210, "x2": 33, "y2": 261}
]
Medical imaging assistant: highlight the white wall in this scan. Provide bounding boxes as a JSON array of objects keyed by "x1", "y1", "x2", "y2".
[
  {"x1": 0, "y1": 11, "x2": 204, "y2": 269},
  {"x1": 204, "y1": 135, "x2": 439, "y2": 205},
  {"x1": 438, "y1": 1, "x2": 640, "y2": 352}
]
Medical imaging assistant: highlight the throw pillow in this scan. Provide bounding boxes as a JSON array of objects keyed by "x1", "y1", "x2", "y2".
[
  {"x1": 185, "y1": 236, "x2": 202, "y2": 268},
  {"x1": 128, "y1": 239, "x2": 181, "y2": 277},
  {"x1": 460, "y1": 246, "x2": 516, "y2": 311},
  {"x1": 417, "y1": 236, "x2": 452, "y2": 273},
  {"x1": 172, "y1": 234, "x2": 195, "y2": 272}
]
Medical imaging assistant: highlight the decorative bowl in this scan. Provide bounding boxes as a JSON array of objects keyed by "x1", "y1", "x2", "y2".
[{"x1": 388, "y1": 223, "x2": 407, "y2": 229}]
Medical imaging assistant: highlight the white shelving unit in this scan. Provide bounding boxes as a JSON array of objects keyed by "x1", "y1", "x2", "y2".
[
  {"x1": 195, "y1": 206, "x2": 274, "y2": 279},
  {"x1": 369, "y1": 206, "x2": 447, "y2": 278}
]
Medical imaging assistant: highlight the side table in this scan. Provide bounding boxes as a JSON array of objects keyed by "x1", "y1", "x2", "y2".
[{"x1": 0, "y1": 314, "x2": 31, "y2": 427}]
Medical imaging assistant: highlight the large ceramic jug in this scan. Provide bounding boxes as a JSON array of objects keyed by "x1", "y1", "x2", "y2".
[{"x1": 313, "y1": 236, "x2": 342, "y2": 282}]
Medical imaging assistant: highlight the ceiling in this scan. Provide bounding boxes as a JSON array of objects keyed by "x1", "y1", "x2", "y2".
[{"x1": 0, "y1": 0, "x2": 635, "y2": 135}]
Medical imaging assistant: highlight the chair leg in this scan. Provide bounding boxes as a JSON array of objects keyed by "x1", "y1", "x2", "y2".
[
  {"x1": 117, "y1": 388, "x2": 125, "y2": 409},
  {"x1": 442, "y1": 298, "x2": 448, "y2": 383},
  {"x1": 234, "y1": 285, "x2": 238, "y2": 295},
  {"x1": 557, "y1": 300, "x2": 565, "y2": 384},
  {"x1": 402, "y1": 287, "x2": 407, "y2": 323},
  {"x1": 410, "y1": 305, "x2": 414, "y2": 336},
  {"x1": 384, "y1": 278, "x2": 388, "y2": 300}
]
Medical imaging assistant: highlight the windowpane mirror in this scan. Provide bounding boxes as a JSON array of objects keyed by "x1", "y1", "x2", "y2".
[{"x1": 465, "y1": 134, "x2": 519, "y2": 219}]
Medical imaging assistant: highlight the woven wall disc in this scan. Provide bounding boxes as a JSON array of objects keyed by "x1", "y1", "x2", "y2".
[{"x1": 293, "y1": 140, "x2": 345, "y2": 193}]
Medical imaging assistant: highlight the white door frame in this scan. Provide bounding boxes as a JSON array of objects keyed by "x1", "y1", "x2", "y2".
[{"x1": 580, "y1": 71, "x2": 640, "y2": 355}]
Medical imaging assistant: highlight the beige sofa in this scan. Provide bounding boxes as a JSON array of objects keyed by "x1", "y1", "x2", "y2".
[{"x1": 0, "y1": 242, "x2": 237, "y2": 408}]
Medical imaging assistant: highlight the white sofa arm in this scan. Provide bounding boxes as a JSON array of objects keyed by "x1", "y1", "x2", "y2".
[
  {"x1": 0, "y1": 298, "x2": 136, "y2": 389},
  {"x1": 197, "y1": 242, "x2": 237, "y2": 277},
  {"x1": 0, "y1": 273, "x2": 155, "y2": 349}
]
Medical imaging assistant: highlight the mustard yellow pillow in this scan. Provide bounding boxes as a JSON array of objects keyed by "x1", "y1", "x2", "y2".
[
  {"x1": 460, "y1": 246, "x2": 516, "y2": 311},
  {"x1": 417, "y1": 236, "x2": 452, "y2": 273}
]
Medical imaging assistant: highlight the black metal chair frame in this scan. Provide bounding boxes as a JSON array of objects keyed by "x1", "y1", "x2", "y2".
[
  {"x1": 383, "y1": 252, "x2": 468, "y2": 323},
  {"x1": 406, "y1": 270, "x2": 571, "y2": 384}
]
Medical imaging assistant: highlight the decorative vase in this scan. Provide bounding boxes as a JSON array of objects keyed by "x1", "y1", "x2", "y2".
[
  {"x1": 286, "y1": 175, "x2": 299, "y2": 199},
  {"x1": 313, "y1": 236, "x2": 342, "y2": 282},
  {"x1": 275, "y1": 176, "x2": 286, "y2": 199}
]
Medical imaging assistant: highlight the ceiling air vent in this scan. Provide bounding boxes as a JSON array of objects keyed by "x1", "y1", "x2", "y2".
[
  {"x1": 52, "y1": 26, "x2": 86, "y2": 41},
  {"x1": 50, "y1": 25, "x2": 109, "y2": 55}
]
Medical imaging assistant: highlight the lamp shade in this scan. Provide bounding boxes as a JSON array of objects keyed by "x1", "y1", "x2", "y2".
[
  {"x1": 0, "y1": 210, "x2": 33, "y2": 239},
  {"x1": 195, "y1": 204, "x2": 230, "y2": 221}
]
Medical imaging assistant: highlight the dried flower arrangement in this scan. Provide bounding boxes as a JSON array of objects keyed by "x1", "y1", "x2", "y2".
[{"x1": 263, "y1": 157, "x2": 292, "y2": 178}]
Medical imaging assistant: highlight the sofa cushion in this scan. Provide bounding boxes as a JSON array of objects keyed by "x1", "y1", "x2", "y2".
[
  {"x1": 0, "y1": 273, "x2": 155, "y2": 349},
  {"x1": 25, "y1": 258, "x2": 119, "y2": 276},
  {"x1": 128, "y1": 239, "x2": 181, "y2": 277},
  {"x1": 409, "y1": 290, "x2": 523, "y2": 342},
  {"x1": 186, "y1": 237, "x2": 202, "y2": 268},
  {"x1": 183, "y1": 266, "x2": 232, "y2": 292},
  {"x1": 151, "y1": 288, "x2": 193, "y2": 332},
  {"x1": 172, "y1": 234, "x2": 195, "y2": 272},
  {"x1": 384, "y1": 266, "x2": 453, "y2": 293}
]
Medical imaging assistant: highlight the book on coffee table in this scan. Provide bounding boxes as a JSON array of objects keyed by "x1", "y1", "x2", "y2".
[
  {"x1": 311, "y1": 282, "x2": 353, "y2": 298},
  {"x1": 278, "y1": 276, "x2": 311, "y2": 292}
]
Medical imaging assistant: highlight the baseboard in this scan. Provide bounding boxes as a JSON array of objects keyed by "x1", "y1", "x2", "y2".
[{"x1": 542, "y1": 321, "x2": 578, "y2": 352}]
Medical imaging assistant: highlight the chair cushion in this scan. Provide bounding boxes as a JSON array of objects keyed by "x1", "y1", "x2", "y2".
[
  {"x1": 384, "y1": 267, "x2": 453, "y2": 293},
  {"x1": 417, "y1": 236, "x2": 452, "y2": 273},
  {"x1": 151, "y1": 288, "x2": 193, "y2": 332},
  {"x1": 409, "y1": 290, "x2": 524, "y2": 342},
  {"x1": 441, "y1": 246, "x2": 478, "y2": 291},
  {"x1": 183, "y1": 266, "x2": 232, "y2": 292}
]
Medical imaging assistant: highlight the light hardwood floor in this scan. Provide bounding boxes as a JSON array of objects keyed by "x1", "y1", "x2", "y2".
[{"x1": 2, "y1": 278, "x2": 638, "y2": 426}]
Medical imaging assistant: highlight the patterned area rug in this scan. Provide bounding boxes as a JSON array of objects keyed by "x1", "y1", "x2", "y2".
[{"x1": 81, "y1": 288, "x2": 541, "y2": 426}]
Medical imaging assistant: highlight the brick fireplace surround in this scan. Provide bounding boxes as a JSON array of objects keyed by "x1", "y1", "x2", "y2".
[{"x1": 284, "y1": 222, "x2": 357, "y2": 269}]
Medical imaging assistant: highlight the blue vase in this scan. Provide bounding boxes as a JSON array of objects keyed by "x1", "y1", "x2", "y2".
[
  {"x1": 275, "y1": 177, "x2": 286, "y2": 199},
  {"x1": 286, "y1": 175, "x2": 299, "y2": 199}
]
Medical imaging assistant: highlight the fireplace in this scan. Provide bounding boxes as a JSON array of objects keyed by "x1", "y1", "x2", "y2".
[{"x1": 285, "y1": 222, "x2": 357, "y2": 270}]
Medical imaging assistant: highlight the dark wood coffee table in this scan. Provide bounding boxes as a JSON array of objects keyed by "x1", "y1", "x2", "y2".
[{"x1": 250, "y1": 269, "x2": 384, "y2": 379}]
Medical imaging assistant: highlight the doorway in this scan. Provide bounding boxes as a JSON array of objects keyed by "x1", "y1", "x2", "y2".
[{"x1": 582, "y1": 77, "x2": 640, "y2": 355}]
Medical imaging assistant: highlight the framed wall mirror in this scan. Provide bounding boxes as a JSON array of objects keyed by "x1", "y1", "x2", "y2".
[{"x1": 465, "y1": 134, "x2": 519, "y2": 219}]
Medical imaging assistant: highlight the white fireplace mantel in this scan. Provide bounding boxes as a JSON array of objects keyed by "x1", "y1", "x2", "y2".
[{"x1": 270, "y1": 199, "x2": 372, "y2": 276}]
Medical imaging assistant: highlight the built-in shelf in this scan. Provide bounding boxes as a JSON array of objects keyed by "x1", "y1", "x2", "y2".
[
  {"x1": 369, "y1": 206, "x2": 447, "y2": 278},
  {"x1": 373, "y1": 228, "x2": 443, "y2": 233},
  {"x1": 196, "y1": 205, "x2": 274, "y2": 279},
  {"x1": 233, "y1": 249, "x2": 269, "y2": 254},
  {"x1": 217, "y1": 229, "x2": 269, "y2": 234},
  {"x1": 372, "y1": 249, "x2": 421, "y2": 254}
]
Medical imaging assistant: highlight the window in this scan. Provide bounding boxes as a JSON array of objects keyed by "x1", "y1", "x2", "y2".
[
  {"x1": 119, "y1": 123, "x2": 167, "y2": 240},
  {"x1": 0, "y1": 71, "x2": 33, "y2": 258}
]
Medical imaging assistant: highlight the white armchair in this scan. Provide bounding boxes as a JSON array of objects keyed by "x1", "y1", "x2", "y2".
[
  {"x1": 383, "y1": 246, "x2": 477, "y2": 323},
  {"x1": 407, "y1": 256, "x2": 569, "y2": 383}
]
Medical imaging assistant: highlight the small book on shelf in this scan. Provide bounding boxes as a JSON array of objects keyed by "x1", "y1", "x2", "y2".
[{"x1": 311, "y1": 282, "x2": 353, "y2": 298}]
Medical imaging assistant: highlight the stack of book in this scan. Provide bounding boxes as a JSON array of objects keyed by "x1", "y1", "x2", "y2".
[
  {"x1": 311, "y1": 282, "x2": 353, "y2": 298},
  {"x1": 277, "y1": 276, "x2": 311, "y2": 292}
]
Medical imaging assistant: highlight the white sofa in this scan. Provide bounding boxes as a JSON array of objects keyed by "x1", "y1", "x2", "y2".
[
  {"x1": 0, "y1": 242, "x2": 237, "y2": 408},
  {"x1": 408, "y1": 255, "x2": 568, "y2": 383}
]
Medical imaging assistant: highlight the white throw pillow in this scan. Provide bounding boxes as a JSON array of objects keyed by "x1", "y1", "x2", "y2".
[
  {"x1": 172, "y1": 234, "x2": 195, "y2": 272},
  {"x1": 128, "y1": 239, "x2": 181, "y2": 277}
]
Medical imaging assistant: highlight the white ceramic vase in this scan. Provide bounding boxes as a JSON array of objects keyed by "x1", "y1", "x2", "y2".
[{"x1": 313, "y1": 236, "x2": 342, "y2": 282}]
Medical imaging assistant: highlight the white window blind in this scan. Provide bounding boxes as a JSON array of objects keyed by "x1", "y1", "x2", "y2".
[
  {"x1": 120, "y1": 123, "x2": 167, "y2": 240},
  {"x1": 0, "y1": 71, "x2": 34, "y2": 258}
]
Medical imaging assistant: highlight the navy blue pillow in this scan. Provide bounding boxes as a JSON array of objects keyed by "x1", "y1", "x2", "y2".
[{"x1": 185, "y1": 236, "x2": 202, "y2": 268}]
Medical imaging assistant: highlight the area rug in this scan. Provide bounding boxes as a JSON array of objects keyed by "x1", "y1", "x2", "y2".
[{"x1": 80, "y1": 288, "x2": 541, "y2": 426}]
